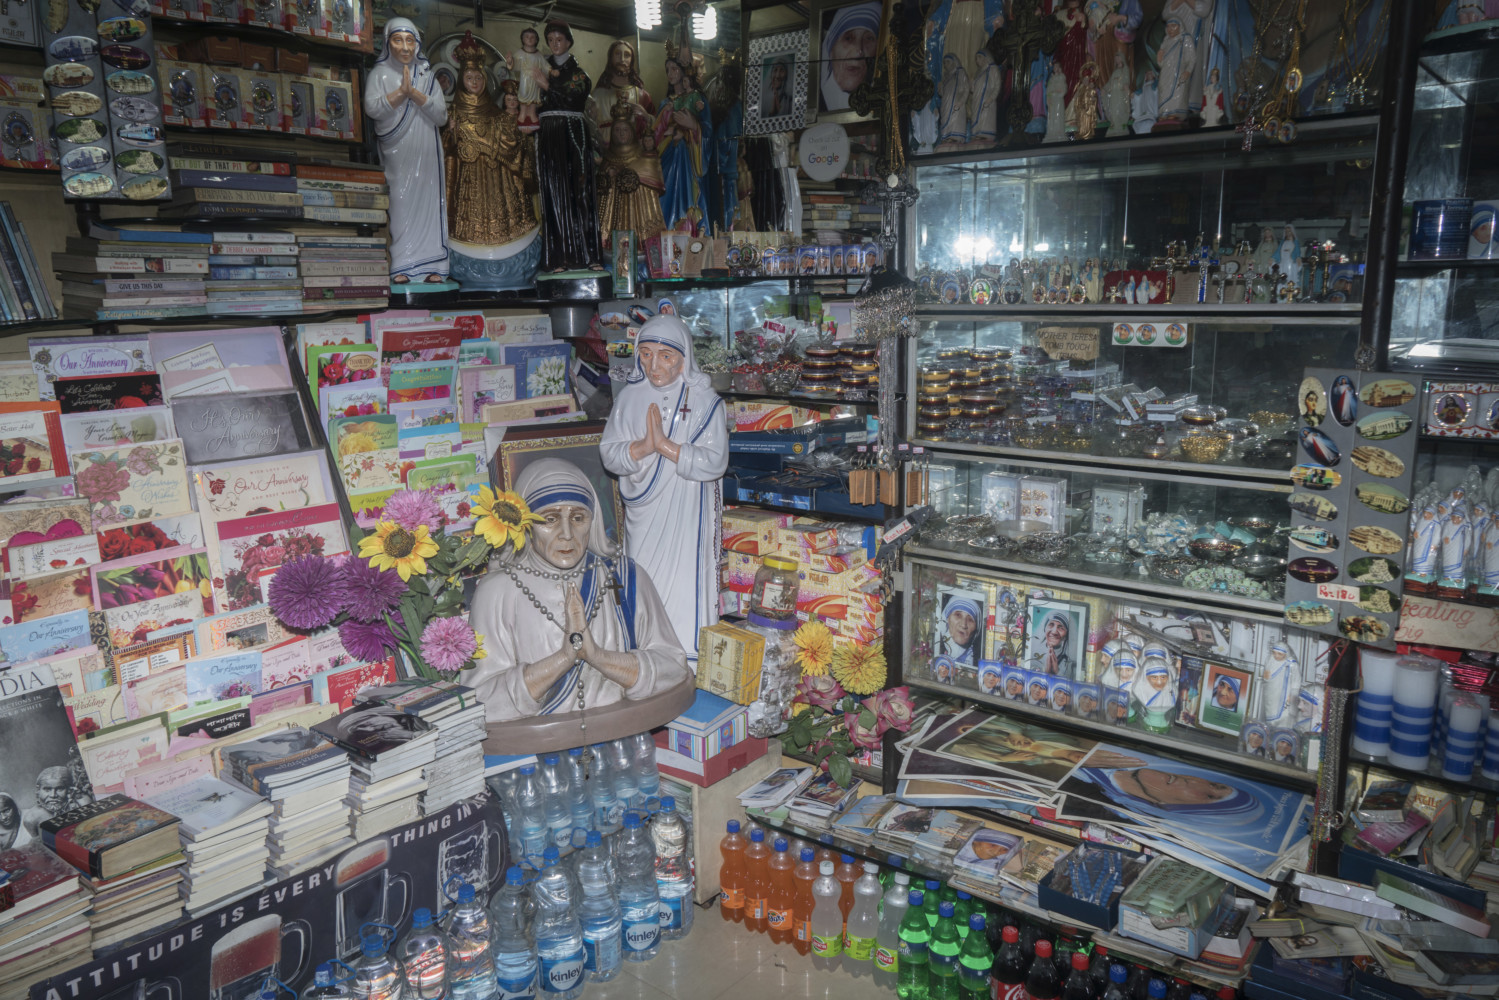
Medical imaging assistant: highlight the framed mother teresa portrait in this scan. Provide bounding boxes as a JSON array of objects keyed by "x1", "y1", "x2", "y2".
[
  {"x1": 813, "y1": 0, "x2": 880, "y2": 121},
  {"x1": 492, "y1": 420, "x2": 626, "y2": 548},
  {"x1": 745, "y1": 30, "x2": 809, "y2": 135},
  {"x1": 1198, "y1": 660, "x2": 1253, "y2": 738},
  {"x1": 1024, "y1": 597, "x2": 1086, "y2": 681}
]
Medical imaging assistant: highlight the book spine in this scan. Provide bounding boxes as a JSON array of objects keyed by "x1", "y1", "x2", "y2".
[
  {"x1": 171, "y1": 187, "x2": 302, "y2": 206},
  {"x1": 302, "y1": 274, "x2": 388, "y2": 287},
  {"x1": 170, "y1": 157, "x2": 293, "y2": 175},
  {"x1": 101, "y1": 278, "x2": 205, "y2": 293},
  {"x1": 41, "y1": 829, "x2": 102, "y2": 878},
  {"x1": 300, "y1": 262, "x2": 388, "y2": 277},
  {"x1": 96, "y1": 305, "x2": 212, "y2": 319},
  {"x1": 304, "y1": 285, "x2": 383, "y2": 300},
  {"x1": 102, "y1": 295, "x2": 210, "y2": 307},
  {"x1": 0, "y1": 211, "x2": 39, "y2": 320},
  {"x1": 6, "y1": 207, "x2": 56, "y2": 320},
  {"x1": 210, "y1": 266, "x2": 300, "y2": 280},
  {"x1": 70, "y1": 256, "x2": 210, "y2": 273},
  {"x1": 298, "y1": 190, "x2": 391, "y2": 209},
  {"x1": 160, "y1": 203, "x2": 304, "y2": 219},
  {"x1": 0, "y1": 226, "x2": 21, "y2": 321},
  {"x1": 166, "y1": 141, "x2": 296, "y2": 163},
  {"x1": 296, "y1": 164, "x2": 388, "y2": 184},
  {"x1": 209, "y1": 255, "x2": 299, "y2": 266},
  {"x1": 301, "y1": 206, "x2": 388, "y2": 224},
  {"x1": 207, "y1": 231, "x2": 298, "y2": 244},
  {"x1": 170, "y1": 170, "x2": 299, "y2": 192},
  {"x1": 297, "y1": 177, "x2": 389, "y2": 194},
  {"x1": 211, "y1": 243, "x2": 299, "y2": 256}
]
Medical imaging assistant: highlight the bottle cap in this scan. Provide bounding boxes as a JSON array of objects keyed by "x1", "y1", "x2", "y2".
[
  {"x1": 1073, "y1": 952, "x2": 1089, "y2": 971},
  {"x1": 543, "y1": 753, "x2": 559, "y2": 765},
  {"x1": 1036, "y1": 940, "x2": 1053, "y2": 959},
  {"x1": 1148, "y1": 980, "x2": 1167, "y2": 999},
  {"x1": 542, "y1": 847, "x2": 559, "y2": 865},
  {"x1": 939, "y1": 902, "x2": 955, "y2": 918},
  {"x1": 863, "y1": 862, "x2": 878, "y2": 874},
  {"x1": 887, "y1": 854, "x2": 903, "y2": 866},
  {"x1": 819, "y1": 860, "x2": 835, "y2": 875},
  {"x1": 925, "y1": 879, "x2": 940, "y2": 890},
  {"x1": 586, "y1": 830, "x2": 601, "y2": 847},
  {"x1": 774, "y1": 838, "x2": 788, "y2": 852},
  {"x1": 1191, "y1": 994, "x2": 1210, "y2": 1000},
  {"x1": 726, "y1": 820, "x2": 740, "y2": 834},
  {"x1": 749, "y1": 828, "x2": 764, "y2": 842},
  {"x1": 894, "y1": 872, "x2": 910, "y2": 885},
  {"x1": 661, "y1": 795, "x2": 675, "y2": 811},
  {"x1": 506, "y1": 866, "x2": 525, "y2": 886},
  {"x1": 1095, "y1": 946, "x2": 1108, "y2": 957},
  {"x1": 519, "y1": 764, "x2": 535, "y2": 774},
  {"x1": 1216, "y1": 991, "x2": 1236, "y2": 1000},
  {"x1": 361, "y1": 935, "x2": 385, "y2": 958},
  {"x1": 956, "y1": 890, "x2": 972, "y2": 900},
  {"x1": 908, "y1": 889, "x2": 924, "y2": 906},
  {"x1": 1002, "y1": 926, "x2": 1018, "y2": 943},
  {"x1": 624, "y1": 813, "x2": 642, "y2": 829},
  {"x1": 569, "y1": 747, "x2": 584, "y2": 756},
  {"x1": 457, "y1": 883, "x2": 475, "y2": 904},
  {"x1": 801, "y1": 848, "x2": 815, "y2": 862},
  {"x1": 841, "y1": 853, "x2": 854, "y2": 863},
  {"x1": 1110, "y1": 963, "x2": 1128, "y2": 984},
  {"x1": 314, "y1": 963, "x2": 334, "y2": 986},
  {"x1": 411, "y1": 907, "x2": 432, "y2": 929},
  {"x1": 969, "y1": 914, "x2": 985, "y2": 931}
]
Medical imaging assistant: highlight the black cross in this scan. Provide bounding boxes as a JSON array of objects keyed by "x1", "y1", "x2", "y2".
[{"x1": 604, "y1": 571, "x2": 626, "y2": 605}]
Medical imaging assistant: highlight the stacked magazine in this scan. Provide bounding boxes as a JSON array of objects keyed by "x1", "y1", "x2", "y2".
[
  {"x1": 737, "y1": 767, "x2": 814, "y2": 813},
  {"x1": 354, "y1": 680, "x2": 486, "y2": 815},
  {"x1": 220, "y1": 726, "x2": 353, "y2": 879},
  {"x1": 145, "y1": 776, "x2": 273, "y2": 915},
  {"x1": 787, "y1": 772, "x2": 861, "y2": 828},
  {"x1": 313, "y1": 704, "x2": 439, "y2": 840},
  {"x1": 0, "y1": 845, "x2": 90, "y2": 1000}
]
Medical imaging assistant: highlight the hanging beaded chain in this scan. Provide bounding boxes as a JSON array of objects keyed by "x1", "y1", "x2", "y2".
[{"x1": 503, "y1": 558, "x2": 610, "y2": 732}]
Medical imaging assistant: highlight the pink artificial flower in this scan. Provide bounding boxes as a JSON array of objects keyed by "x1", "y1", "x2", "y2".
[
  {"x1": 795, "y1": 673, "x2": 845, "y2": 712},
  {"x1": 866, "y1": 686, "x2": 914, "y2": 733},
  {"x1": 843, "y1": 710, "x2": 882, "y2": 751}
]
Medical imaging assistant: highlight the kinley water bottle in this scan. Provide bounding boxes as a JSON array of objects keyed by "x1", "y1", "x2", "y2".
[
  {"x1": 396, "y1": 908, "x2": 447, "y2": 999},
  {"x1": 651, "y1": 796, "x2": 693, "y2": 940},
  {"x1": 586, "y1": 744, "x2": 622, "y2": 835},
  {"x1": 512, "y1": 765, "x2": 548, "y2": 862},
  {"x1": 303, "y1": 964, "x2": 352, "y2": 999},
  {"x1": 443, "y1": 883, "x2": 496, "y2": 1000},
  {"x1": 531, "y1": 848, "x2": 585, "y2": 999},
  {"x1": 575, "y1": 830, "x2": 623, "y2": 983},
  {"x1": 489, "y1": 867, "x2": 536, "y2": 1000},
  {"x1": 352, "y1": 932, "x2": 404, "y2": 1000},
  {"x1": 616, "y1": 812, "x2": 661, "y2": 961}
]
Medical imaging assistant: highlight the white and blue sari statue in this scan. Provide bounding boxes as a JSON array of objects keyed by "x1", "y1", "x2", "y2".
[
  {"x1": 469, "y1": 458, "x2": 690, "y2": 724},
  {"x1": 601, "y1": 315, "x2": 729, "y2": 667}
]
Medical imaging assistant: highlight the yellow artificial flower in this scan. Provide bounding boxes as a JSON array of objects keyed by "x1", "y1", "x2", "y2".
[
  {"x1": 359, "y1": 520, "x2": 440, "y2": 581},
  {"x1": 831, "y1": 641, "x2": 887, "y2": 695},
  {"x1": 792, "y1": 620, "x2": 834, "y2": 676},
  {"x1": 472, "y1": 632, "x2": 487, "y2": 662},
  {"x1": 473, "y1": 486, "x2": 543, "y2": 551}
]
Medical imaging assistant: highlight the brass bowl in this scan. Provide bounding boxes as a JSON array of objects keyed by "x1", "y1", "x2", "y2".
[{"x1": 1188, "y1": 535, "x2": 1246, "y2": 562}]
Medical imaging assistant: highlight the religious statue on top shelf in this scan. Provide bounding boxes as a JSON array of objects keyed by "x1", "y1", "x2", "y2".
[
  {"x1": 443, "y1": 37, "x2": 534, "y2": 247},
  {"x1": 1259, "y1": 639, "x2": 1299, "y2": 727},
  {"x1": 1067, "y1": 60, "x2": 1100, "y2": 139},
  {"x1": 365, "y1": 18, "x2": 450, "y2": 284},
  {"x1": 1099, "y1": 48, "x2": 1131, "y2": 133},
  {"x1": 1087, "y1": 0, "x2": 1142, "y2": 90},
  {"x1": 468, "y1": 459, "x2": 693, "y2": 734},
  {"x1": 1130, "y1": 67, "x2": 1158, "y2": 133},
  {"x1": 968, "y1": 48, "x2": 1001, "y2": 142},
  {"x1": 535, "y1": 20, "x2": 603, "y2": 273},
  {"x1": 984, "y1": 0, "x2": 1065, "y2": 143},
  {"x1": 1153, "y1": 0, "x2": 1212, "y2": 126},
  {"x1": 585, "y1": 40, "x2": 654, "y2": 150},
  {"x1": 937, "y1": 53, "x2": 970, "y2": 146},
  {"x1": 654, "y1": 51, "x2": 711, "y2": 236},
  {"x1": 1275, "y1": 224, "x2": 1302, "y2": 290},
  {"x1": 1043, "y1": 59, "x2": 1068, "y2": 142},
  {"x1": 1253, "y1": 225, "x2": 1276, "y2": 276},
  {"x1": 1409, "y1": 504, "x2": 1441, "y2": 581},
  {"x1": 1053, "y1": 0, "x2": 1089, "y2": 108},
  {"x1": 505, "y1": 26, "x2": 546, "y2": 129},
  {"x1": 1440, "y1": 505, "x2": 1473, "y2": 593},
  {"x1": 1201, "y1": 66, "x2": 1225, "y2": 125},
  {"x1": 597, "y1": 100, "x2": 666, "y2": 247},
  {"x1": 702, "y1": 50, "x2": 743, "y2": 235},
  {"x1": 599, "y1": 315, "x2": 728, "y2": 672}
]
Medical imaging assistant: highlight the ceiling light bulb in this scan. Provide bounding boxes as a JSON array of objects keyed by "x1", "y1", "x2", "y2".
[
  {"x1": 635, "y1": 0, "x2": 662, "y2": 30},
  {"x1": 693, "y1": 5, "x2": 717, "y2": 39}
]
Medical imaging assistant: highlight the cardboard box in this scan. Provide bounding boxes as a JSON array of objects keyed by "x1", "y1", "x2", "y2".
[
  {"x1": 720, "y1": 551, "x2": 759, "y2": 591},
  {"x1": 1117, "y1": 857, "x2": 1234, "y2": 959},
  {"x1": 722, "y1": 508, "x2": 792, "y2": 556},
  {"x1": 696, "y1": 622, "x2": 765, "y2": 705},
  {"x1": 777, "y1": 523, "x2": 840, "y2": 553},
  {"x1": 654, "y1": 735, "x2": 769, "y2": 787},
  {"x1": 732, "y1": 402, "x2": 822, "y2": 431}
]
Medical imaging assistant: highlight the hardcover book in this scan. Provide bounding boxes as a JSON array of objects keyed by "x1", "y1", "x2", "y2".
[{"x1": 38, "y1": 793, "x2": 180, "y2": 880}]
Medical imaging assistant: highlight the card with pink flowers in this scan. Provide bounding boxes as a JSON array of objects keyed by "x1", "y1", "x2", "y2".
[
  {"x1": 68, "y1": 439, "x2": 192, "y2": 530},
  {"x1": 90, "y1": 544, "x2": 214, "y2": 615},
  {"x1": 213, "y1": 503, "x2": 349, "y2": 612}
]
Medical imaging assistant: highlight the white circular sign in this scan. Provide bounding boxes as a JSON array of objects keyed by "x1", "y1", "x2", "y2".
[{"x1": 798, "y1": 122, "x2": 850, "y2": 182}]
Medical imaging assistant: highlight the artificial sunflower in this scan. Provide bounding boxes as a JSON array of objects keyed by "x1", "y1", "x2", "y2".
[
  {"x1": 359, "y1": 520, "x2": 440, "y2": 581},
  {"x1": 473, "y1": 486, "x2": 543, "y2": 550},
  {"x1": 792, "y1": 620, "x2": 834, "y2": 676},
  {"x1": 831, "y1": 640, "x2": 887, "y2": 695}
]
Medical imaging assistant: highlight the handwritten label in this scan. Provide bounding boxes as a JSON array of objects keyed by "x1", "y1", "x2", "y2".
[
  {"x1": 1316, "y1": 583, "x2": 1361, "y2": 603},
  {"x1": 1395, "y1": 595, "x2": 1499, "y2": 653},
  {"x1": 1037, "y1": 326, "x2": 1100, "y2": 361}
]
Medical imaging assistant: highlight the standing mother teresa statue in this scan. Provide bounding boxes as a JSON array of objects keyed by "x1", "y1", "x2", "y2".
[
  {"x1": 469, "y1": 459, "x2": 695, "y2": 752},
  {"x1": 600, "y1": 315, "x2": 728, "y2": 668}
]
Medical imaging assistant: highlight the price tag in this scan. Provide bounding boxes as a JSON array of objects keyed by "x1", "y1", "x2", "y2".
[{"x1": 1316, "y1": 583, "x2": 1360, "y2": 603}]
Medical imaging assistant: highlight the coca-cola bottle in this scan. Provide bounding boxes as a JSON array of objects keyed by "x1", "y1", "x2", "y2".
[
  {"x1": 1023, "y1": 940, "x2": 1060, "y2": 1000},
  {"x1": 1166, "y1": 979, "x2": 1193, "y2": 1000},
  {"x1": 990, "y1": 925, "x2": 1029, "y2": 1000},
  {"x1": 1061, "y1": 951, "x2": 1094, "y2": 1000}
]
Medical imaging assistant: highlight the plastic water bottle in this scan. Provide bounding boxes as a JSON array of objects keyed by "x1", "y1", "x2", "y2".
[
  {"x1": 616, "y1": 812, "x2": 661, "y2": 961},
  {"x1": 489, "y1": 867, "x2": 536, "y2": 1000},
  {"x1": 512, "y1": 764, "x2": 548, "y2": 862},
  {"x1": 718, "y1": 820, "x2": 747, "y2": 923},
  {"x1": 397, "y1": 908, "x2": 448, "y2": 999},
  {"x1": 810, "y1": 860, "x2": 844, "y2": 972},
  {"x1": 843, "y1": 861, "x2": 882, "y2": 978},
  {"x1": 956, "y1": 914, "x2": 992, "y2": 999},
  {"x1": 575, "y1": 831, "x2": 622, "y2": 983},
  {"x1": 586, "y1": 744, "x2": 622, "y2": 834},
  {"x1": 873, "y1": 872, "x2": 910, "y2": 991},
  {"x1": 563, "y1": 749, "x2": 594, "y2": 837},
  {"x1": 607, "y1": 739, "x2": 640, "y2": 815},
  {"x1": 651, "y1": 795, "x2": 694, "y2": 939},
  {"x1": 531, "y1": 849, "x2": 585, "y2": 999},
  {"x1": 897, "y1": 889, "x2": 930, "y2": 999},
  {"x1": 351, "y1": 933, "x2": 404, "y2": 1000},
  {"x1": 630, "y1": 731, "x2": 661, "y2": 801},
  {"x1": 538, "y1": 754, "x2": 575, "y2": 851},
  {"x1": 444, "y1": 884, "x2": 496, "y2": 1000},
  {"x1": 928, "y1": 902, "x2": 961, "y2": 1000},
  {"x1": 303, "y1": 963, "x2": 352, "y2": 999}
]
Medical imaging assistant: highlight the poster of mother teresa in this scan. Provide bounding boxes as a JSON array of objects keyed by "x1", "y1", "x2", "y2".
[
  {"x1": 1057, "y1": 744, "x2": 1311, "y2": 877},
  {"x1": 818, "y1": 1, "x2": 881, "y2": 112}
]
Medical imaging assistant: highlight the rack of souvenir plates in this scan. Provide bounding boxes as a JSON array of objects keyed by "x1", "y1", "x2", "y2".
[{"x1": 901, "y1": 549, "x2": 1327, "y2": 788}]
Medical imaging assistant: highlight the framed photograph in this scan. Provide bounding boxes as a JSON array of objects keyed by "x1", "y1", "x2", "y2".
[
  {"x1": 745, "y1": 30, "x2": 809, "y2": 136},
  {"x1": 935, "y1": 585, "x2": 985, "y2": 667},
  {"x1": 1024, "y1": 597, "x2": 1087, "y2": 678},
  {"x1": 1270, "y1": 728, "x2": 1301, "y2": 766},
  {"x1": 976, "y1": 659, "x2": 1003, "y2": 698},
  {"x1": 812, "y1": 0, "x2": 880, "y2": 120},
  {"x1": 1241, "y1": 721, "x2": 1270, "y2": 757},
  {"x1": 1174, "y1": 655, "x2": 1206, "y2": 729},
  {"x1": 491, "y1": 420, "x2": 626, "y2": 549},
  {"x1": 1199, "y1": 660, "x2": 1253, "y2": 737},
  {"x1": 1000, "y1": 665, "x2": 1026, "y2": 702},
  {"x1": 1074, "y1": 682, "x2": 1101, "y2": 720}
]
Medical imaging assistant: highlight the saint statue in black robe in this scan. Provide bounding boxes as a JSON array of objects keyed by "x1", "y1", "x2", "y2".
[{"x1": 536, "y1": 20, "x2": 603, "y2": 272}]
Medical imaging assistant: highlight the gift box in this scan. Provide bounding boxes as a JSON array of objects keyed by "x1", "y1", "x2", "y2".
[
  {"x1": 654, "y1": 734, "x2": 769, "y2": 787},
  {"x1": 1036, "y1": 842, "x2": 1148, "y2": 931},
  {"x1": 1117, "y1": 856, "x2": 1234, "y2": 959},
  {"x1": 1091, "y1": 484, "x2": 1145, "y2": 535},
  {"x1": 1018, "y1": 475, "x2": 1068, "y2": 532},
  {"x1": 731, "y1": 401, "x2": 822, "y2": 431},
  {"x1": 722, "y1": 508, "x2": 792, "y2": 556},
  {"x1": 696, "y1": 621, "x2": 765, "y2": 705},
  {"x1": 981, "y1": 471, "x2": 1021, "y2": 522}
]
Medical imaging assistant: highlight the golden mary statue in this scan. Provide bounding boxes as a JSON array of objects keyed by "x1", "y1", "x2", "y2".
[
  {"x1": 443, "y1": 31, "x2": 543, "y2": 290},
  {"x1": 597, "y1": 99, "x2": 666, "y2": 247}
]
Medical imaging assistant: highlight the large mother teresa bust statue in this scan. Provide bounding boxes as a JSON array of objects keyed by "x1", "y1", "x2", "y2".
[{"x1": 469, "y1": 458, "x2": 695, "y2": 752}]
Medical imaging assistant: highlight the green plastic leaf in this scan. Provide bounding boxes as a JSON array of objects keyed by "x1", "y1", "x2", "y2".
[{"x1": 828, "y1": 755, "x2": 853, "y2": 788}]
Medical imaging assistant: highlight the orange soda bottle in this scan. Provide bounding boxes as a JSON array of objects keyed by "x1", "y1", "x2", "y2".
[
  {"x1": 766, "y1": 838, "x2": 796, "y2": 944},
  {"x1": 834, "y1": 853, "x2": 860, "y2": 937},
  {"x1": 791, "y1": 846, "x2": 818, "y2": 956},
  {"x1": 718, "y1": 820, "x2": 747, "y2": 923},
  {"x1": 742, "y1": 828, "x2": 771, "y2": 934}
]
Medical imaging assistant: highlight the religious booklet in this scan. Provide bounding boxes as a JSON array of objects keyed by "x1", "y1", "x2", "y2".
[
  {"x1": 1268, "y1": 925, "x2": 1371, "y2": 960},
  {"x1": 1374, "y1": 870, "x2": 1492, "y2": 937},
  {"x1": 737, "y1": 767, "x2": 813, "y2": 810}
]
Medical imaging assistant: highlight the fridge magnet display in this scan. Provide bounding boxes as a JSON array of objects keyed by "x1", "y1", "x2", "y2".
[
  {"x1": 1198, "y1": 661, "x2": 1252, "y2": 737},
  {"x1": 1241, "y1": 721, "x2": 1269, "y2": 757},
  {"x1": 1298, "y1": 376, "x2": 1326, "y2": 425},
  {"x1": 934, "y1": 584, "x2": 985, "y2": 667},
  {"x1": 1270, "y1": 728, "x2": 1300, "y2": 766},
  {"x1": 1024, "y1": 597, "x2": 1086, "y2": 678},
  {"x1": 1074, "y1": 683, "x2": 1100, "y2": 720},
  {"x1": 1047, "y1": 676, "x2": 1072, "y2": 712},
  {"x1": 1025, "y1": 673, "x2": 1049, "y2": 708},
  {"x1": 976, "y1": 659, "x2": 1003, "y2": 697}
]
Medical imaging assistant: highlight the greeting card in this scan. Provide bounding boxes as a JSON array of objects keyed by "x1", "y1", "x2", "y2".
[
  {"x1": 60, "y1": 407, "x2": 176, "y2": 451},
  {"x1": 0, "y1": 360, "x2": 39, "y2": 402},
  {"x1": 122, "y1": 663, "x2": 189, "y2": 717},
  {"x1": 330, "y1": 414, "x2": 400, "y2": 491},
  {"x1": 406, "y1": 456, "x2": 478, "y2": 493},
  {"x1": 192, "y1": 450, "x2": 333, "y2": 524},
  {"x1": 184, "y1": 650, "x2": 263, "y2": 703},
  {"x1": 388, "y1": 361, "x2": 456, "y2": 399},
  {"x1": 149, "y1": 327, "x2": 292, "y2": 399},
  {"x1": 105, "y1": 590, "x2": 204, "y2": 649},
  {"x1": 260, "y1": 637, "x2": 311, "y2": 689},
  {"x1": 68, "y1": 439, "x2": 192, "y2": 529},
  {"x1": 0, "y1": 608, "x2": 91, "y2": 663},
  {"x1": 78, "y1": 724, "x2": 168, "y2": 795},
  {"x1": 314, "y1": 656, "x2": 397, "y2": 710},
  {"x1": 90, "y1": 545, "x2": 213, "y2": 614},
  {"x1": 429, "y1": 311, "x2": 485, "y2": 340},
  {"x1": 194, "y1": 604, "x2": 290, "y2": 654},
  {"x1": 250, "y1": 680, "x2": 313, "y2": 723},
  {"x1": 310, "y1": 344, "x2": 379, "y2": 399},
  {"x1": 6, "y1": 533, "x2": 101, "y2": 581},
  {"x1": 36, "y1": 646, "x2": 114, "y2": 698},
  {"x1": 295, "y1": 320, "x2": 369, "y2": 370},
  {"x1": 459, "y1": 364, "x2": 516, "y2": 421},
  {"x1": 171, "y1": 392, "x2": 313, "y2": 464},
  {"x1": 2, "y1": 568, "x2": 92, "y2": 623},
  {"x1": 319, "y1": 382, "x2": 387, "y2": 423},
  {"x1": 97, "y1": 513, "x2": 209, "y2": 559},
  {"x1": 377, "y1": 324, "x2": 463, "y2": 380},
  {"x1": 214, "y1": 503, "x2": 349, "y2": 611},
  {"x1": 30, "y1": 335, "x2": 152, "y2": 401},
  {"x1": 0, "y1": 499, "x2": 90, "y2": 555},
  {"x1": 0, "y1": 403, "x2": 68, "y2": 486},
  {"x1": 67, "y1": 684, "x2": 128, "y2": 736},
  {"x1": 505, "y1": 342, "x2": 572, "y2": 398},
  {"x1": 113, "y1": 631, "x2": 195, "y2": 684}
]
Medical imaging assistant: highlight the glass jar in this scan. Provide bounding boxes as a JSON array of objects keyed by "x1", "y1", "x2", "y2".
[
  {"x1": 749, "y1": 555, "x2": 799, "y2": 622},
  {"x1": 743, "y1": 619, "x2": 797, "y2": 738}
]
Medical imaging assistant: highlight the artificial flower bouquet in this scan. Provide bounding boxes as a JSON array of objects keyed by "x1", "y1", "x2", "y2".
[
  {"x1": 265, "y1": 485, "x2": 540, "y2": 679},
  {"x1": 780, "y1": 618, "x2": 914, "y2": 788}
]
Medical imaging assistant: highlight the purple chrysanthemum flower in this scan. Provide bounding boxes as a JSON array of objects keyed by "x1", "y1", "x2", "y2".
[
  {"x1": 267, "y1": 556, "x2": 346, "y2": 630},
  {"x1": 339, "y1": 617, "x2": 398, "y2": 662},
  {"x1": 419, "y1": 615, "x2": 479, "y2": 671},
  {"x1": 342, "y1": 556, "x2": 408, "y2": 623},
  {"x1": 382, "y1": 488, "x2": 444, "y2": 533}
]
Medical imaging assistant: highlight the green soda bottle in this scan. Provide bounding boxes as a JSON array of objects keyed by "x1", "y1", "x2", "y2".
[
  {"x1": 957, "y1": 914, "x2": 993, "y2": 999},
  {"x1": 898, "y1": 889, "x2": 930, "y2": 1000},
  {"x1": 928, "y1": 901, "x2": 962, "y2": 1000},
  {"x1": 923, "y1": 880, "x2": 942, "y2": 928},
  {"x1": 954, "y1": 891, "x2": 974, "y2": 939}
]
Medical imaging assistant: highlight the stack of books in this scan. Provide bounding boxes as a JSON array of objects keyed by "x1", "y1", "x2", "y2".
[
  {"x1": 206, "y1": 230, "x2": 302, "y2": 315},
  {"x1": 802, "y1": 191, "x2": 881, "y2": 243},
  {"x1": 736, "y1": 766, "x2": 814, "y2": 813},
  {"x1": 0, "y1": 200, "x2": 57, "y2": 322},
  {"x1": 220, "y1": 727, "x2": 354, "y2": 879},
  {"x1": 313, "y1": 704, "x2": 439, "y2": 840},
  {"x1": 355, "y1": 681, "x2": 487, "y2": 815},
  {"x1": 296, "y1": 161, "x2": 390, "y2": 227},
  {"x1": 39, "y1": 794, "x2": 186, "y2": 952},
  {"x1": 54, "y1": 223, "x2": 210, "y2": 321},
  {"x1": 145, "y1": 776, "x2": 273, "y2": 916},
  {"x1": 161, "y1": 142, "x2": 301, "y2": 222},
  {"x1": 0, "y1": 845, "x2": 90, "y2": 1000},
  {"x1": 297, "y1": 230, "x2": 389, "y2": 313}
]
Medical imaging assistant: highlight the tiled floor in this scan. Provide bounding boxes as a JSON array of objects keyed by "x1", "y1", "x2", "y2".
[{"x1": 585, "y1": 902, "x2": 877, "y2": 1000}]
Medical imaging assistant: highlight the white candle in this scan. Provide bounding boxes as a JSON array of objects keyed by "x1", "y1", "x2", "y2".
[
  {"x1": 1353, "y1": 649, "x2": 1399, "y2": 758},
  {"x1": 1388, "y1": 656, "x2": 1442, "y2": 771},
  {"x1": 1443, "y1": 694, "x2": 1488, "y2": 781}
]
